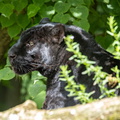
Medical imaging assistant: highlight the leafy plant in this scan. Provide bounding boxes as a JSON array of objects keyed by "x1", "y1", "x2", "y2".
[
  {"x1": 21, "y1": 71, "x2": 47, "y2": 108},
  {"x1": 107, "y1": 16, "x2": 120, "y2": 59},
  {"x1": 60, "y1": 34, "x2": 120, "y2": 103},
  {"x1": 60, "y1": 65, "x2": 94, "y2": 104},
  {"x1": 0, "y1": 0, "x2": 92, "y2": 38},
  {"x1": 0, "y1": 58, "x2": 15, "y2": 81}
]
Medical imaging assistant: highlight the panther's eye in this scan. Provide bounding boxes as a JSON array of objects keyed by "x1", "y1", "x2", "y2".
[{"x1": 26, "y1": 41, "x2": 34, "y2": 47}]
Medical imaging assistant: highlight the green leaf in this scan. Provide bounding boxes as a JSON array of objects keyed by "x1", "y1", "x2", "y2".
[
  {"x1": 12, "y1": 0, "x2": 28, "y2": 12},
  {"x1": 0, "y1": 4, "x2": 14, "y2": 18},
  {"x1": 17, "y1": 14, "x2": 30, "y2": 28},
  {"x1": 31, "y1": 71, "x2": 47, "y2": 81},
  {"x1": 0, "y1": 2, "x2": 4, "y2": 11},
  {"x1": 52, "y1": 13, "x2": 71, "y2": 23},
  {"x1": 70, "y1": 6, "x2": 89, "y2": 19},
  {"x1": 73, "y1": 19, "x2": 90, "y2": 31},
  {"x1": 0, "y1": 15, "x2": 15, "y2": 28},
  {"x1": 104, "y1": 1, "x2": 120, "y2": 15},
  {"x1": 32, "y1": 0, "x2": 44, "y2": 7},
  {"x1": 27, "y1": 4, "x2": 40, "y2": 18},
  {"x1": 104, "y1": 0, "x2": 109, "y2": 3},
  {"x1": 84, "y1": 0, "x2": 92, "y2": 7},
  {"x1": 39, "y1": 5, "x2": 55, "y2": 19},
  {"x1": 95, "y1": 35, "x2": 113, "y2": 49},
  {"x1": 0, "y1": 67, "x2": 15, "y2": 80},
  {"x1": 54, "y1": 1, "x2": 71, "y2": 13},
  {"x1": 67, "y1": 0, "x2": 84, "y2": 6},
  {"x1": 28, "y1": 81, "x2": 46, "y2": 98},
  {"x1": 54, "y1": 0, "x2": 66, "y2": 2},
  {"x1": 34, "y1": 91, "x2": 46, "y2": 109},
  {"x1": 8, "y1": 24, "x2": 21, "y2": 38},
  {"x1": 45, "y1": 0, "x2": 50, "y2": 2}
]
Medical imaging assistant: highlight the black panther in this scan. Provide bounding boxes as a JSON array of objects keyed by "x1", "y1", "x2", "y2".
[{"x1": 8, "y1": 18, "x2": 120, "y2": 109}]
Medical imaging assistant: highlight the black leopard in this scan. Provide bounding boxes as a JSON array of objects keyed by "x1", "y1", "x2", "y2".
[{"x1": 8, "y1": 18, "x2": 120, "y2": 109}]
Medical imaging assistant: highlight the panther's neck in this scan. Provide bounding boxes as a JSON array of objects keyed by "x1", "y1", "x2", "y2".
[{"x1": 42, "y1": 63, "x2": 79, "y2": 109}]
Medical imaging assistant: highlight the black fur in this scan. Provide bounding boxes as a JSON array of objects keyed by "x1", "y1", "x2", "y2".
[{"x1": 8, "y1": 18, "x2": 120, "y2": 109}]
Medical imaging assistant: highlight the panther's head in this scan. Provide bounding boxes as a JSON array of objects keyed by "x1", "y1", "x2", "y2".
[{"x1": 8, "y1": 18, "x2": 69, "y2": 76}]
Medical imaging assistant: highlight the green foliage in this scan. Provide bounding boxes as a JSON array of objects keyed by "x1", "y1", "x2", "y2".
[
  {"x1": 39, "y1": 5, "x2": 55, "y2": 19},
  {"x1": 28, "y1": 78, "x2": 46, "y2": 109},
  {"x1": 107, "y1": 16, "x2": 120, "y2": 59},
  {"x1": 0, "y1": 4, "x2": 14, "y2": 18},
  {"x1": 60, "y1": 35, "x2": 120, "y2": 103},
  {"x1": 0, "y1": 67, "x2": 15, "y2": 80},
  {"x1": 7, "y1": 24, "x2": 21, "y2": 38},
  {"x1": 0, "y1": 58, "x2": 15, "y2": 80},
  {"x1": 17, "y1": 14, "x2": 30, "y2": 29},
  {"x1": 27, "y1": 4, "x2": 40, "y2": 18},
  {"x1": 12, "y1": 0, "x2": 28, "y2": 12},
  {"x1": 21, "y1": 71, "x2": 46, "y2": 108},
  {"x1": 1, "y1": 15, "x2": 15, "y2": 27},
  {"x1": 70, "y1": 6, "x2": 89, "y2": 19},
  {"x1": 0, "y1": 0, "x2": 116, "y2": 41},
  {"x1": 0, "y1": 0, "x2": 92, "y2": 38},
  {"x1": 60, "y1": 65, "x2": 94, "y2": 104},
  {"x1": 54, "y1": 1, "x2": 71, "y2": 13}
]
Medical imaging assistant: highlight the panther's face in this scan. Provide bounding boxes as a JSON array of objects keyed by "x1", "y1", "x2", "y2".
[{"x1": 8, "y1": 18, "x2": 65, "y2": 75}]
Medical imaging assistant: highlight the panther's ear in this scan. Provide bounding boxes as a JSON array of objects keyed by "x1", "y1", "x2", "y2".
[
  {"x1": 50, "y1": 24, "x2": 65, "y2": 44},
  {"x1": 39, "y1": 18, "x2": 50, "y2": 24}
]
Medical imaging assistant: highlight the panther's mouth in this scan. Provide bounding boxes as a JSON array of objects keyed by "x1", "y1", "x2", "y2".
[
  {"x1": 10, "y1": 59, "x2": 59, "y2": 75},
  {"x1": 10, "y1": 59, "x2": 40, "y2": 75},
  {"x1": 11, "y1": 63, "x2": 37, "y2": 75}
]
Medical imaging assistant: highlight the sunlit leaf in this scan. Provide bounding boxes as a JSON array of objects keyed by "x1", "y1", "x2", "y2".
[
  {"x1": 28, "y1": 81, "x2": 46, "y2": 98},
  {"x1": 0, "y1": 4, "x2": 14, "y2": 18},
  {"x1": 104, "y1": 0, "x2": 109, "y2": 3},
  {"x1": 0, "y1": 67, "x2": 15, "y2": 80},
  {"x1": 34, "y1": 91, "x2": 46, "y2": 109},
  {"x1": 27, "y1": 4, "x2": 40, "y2": 18},
  {"x1": 39, "y1": 5, "x2": 55, "y2": 19},
  {"x1": 70, "y1": 6, "x2": 89, "y2": 19}
]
